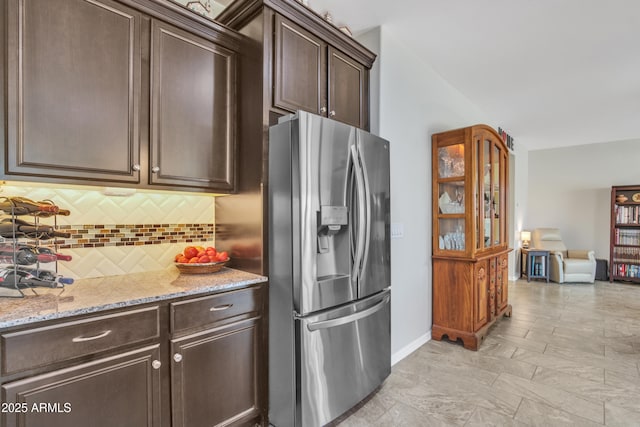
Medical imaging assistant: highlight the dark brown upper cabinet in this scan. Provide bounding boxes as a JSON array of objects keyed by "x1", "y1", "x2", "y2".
[
  {"x1": 273, "y1": 16, "x2": 325, "y2": 117},
  {"x1": 217, "y1": 0, "x2": 376, "y2": 131},
  {"x1": 2, "y1": 0, "x2": 241, "y2": 193},
  {"x1": 5, "y1": 0, "x2": 142, "y2": 183},
  {"x1": 273, "y1": 15, "x2": 368, "y2": 129},
  {"x1": 328, "y1": 46, "x2": 368, "y2": 129},
  {"x1": 150, "y1": 20, "x2": 236, "y2": 191}
]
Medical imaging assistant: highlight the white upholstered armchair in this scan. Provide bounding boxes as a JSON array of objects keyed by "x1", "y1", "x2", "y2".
[{"x1": 531, "y1": 228, "x2": 596, "y2": 283}]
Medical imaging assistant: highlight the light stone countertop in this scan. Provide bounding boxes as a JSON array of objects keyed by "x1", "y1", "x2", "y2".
[{"x1": 0, "y1": 267, "x2": 267, "y2": 329}]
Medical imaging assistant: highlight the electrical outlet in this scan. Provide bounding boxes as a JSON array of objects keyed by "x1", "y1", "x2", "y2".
[{"x1": 391, "y1": 223, "x2": 404, "y2": 239}]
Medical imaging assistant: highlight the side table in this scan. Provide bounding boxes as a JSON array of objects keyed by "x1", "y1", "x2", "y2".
[{"x1": 521, "y1": 248, "x2": 550, "y2": 282}]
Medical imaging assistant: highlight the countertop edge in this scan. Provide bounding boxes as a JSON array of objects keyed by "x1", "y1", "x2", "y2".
[{"x1": 0, "y1": 270, "x2": 268, "y2": 330}]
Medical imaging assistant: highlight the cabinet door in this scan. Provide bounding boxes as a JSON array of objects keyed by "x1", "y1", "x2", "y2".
[
  {"x1": 474, "y1": 260, "x2": 489, "y2": 331},
  {"x1": 477, "y1": 133, "x2": 508, "y2": 250},
  {"x1": 328, "y1": 46, "x2": 368, "y2": 129},
  {"x1": 150, "y1": 20, "x2": 236, "y2": 191},
  {"x1": 497, "y1": 254, "x2": 509, "y2": 311},
  {"x1": 488, "y1": 257, "x2": 497, "y2": 321},
  {"x1": 1, "y1": 345, "x2": 161, "y2": 427},
  {"x1": 171, "y1": 320, "x2": 264, "y2": 426},
  {"x1": 273, "y1": 15, "x2": 326, "y2": 116},
  {"x1": 5, "y1": 0, "x2": 141, "y2": 183}
]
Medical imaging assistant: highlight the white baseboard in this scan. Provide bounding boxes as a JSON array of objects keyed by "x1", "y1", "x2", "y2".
[{"x1": 391, "y1": 331, "x2": 431, "y2": 366}]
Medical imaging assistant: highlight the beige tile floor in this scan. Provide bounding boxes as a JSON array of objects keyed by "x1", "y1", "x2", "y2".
[{"x1": 338, "y1": 279, "x2": 640, "y2": 426}]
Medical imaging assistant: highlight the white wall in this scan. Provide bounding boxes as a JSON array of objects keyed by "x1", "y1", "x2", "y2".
[
  {"x1": 527, "y1": 138, "x2": 640, "y2": 262},
  {"x1": 511, "y1": 142, "x2": 529, "y2": 278},
  {"x1": 357, "y1": 27, "x2": 489, "y2": 362}
]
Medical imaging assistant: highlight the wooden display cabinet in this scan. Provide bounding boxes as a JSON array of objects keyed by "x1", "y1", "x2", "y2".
[
  {"x1": 431, "y1": 124, "x2": 512, "y2": 350},
  {"x1": 610, "y1": 185, "x2": 640, "y2": 283}
]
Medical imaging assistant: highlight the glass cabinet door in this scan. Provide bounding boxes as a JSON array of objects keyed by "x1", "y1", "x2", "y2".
[
  {"x1": 434, "y1": 125, "x2": 508, "y2": 258},
  {"x1": 436, "y1": 143, "x2": 466, "y2": 252},
  {"x1": 477, "y1": 134, "x2": 507, "y2": 250},
  {"x1": 482, "y1": 139, "x2": 492, "y2": 248},
  {"x1": 492, "y1": 143, "x2": 501, "y2": 246}
]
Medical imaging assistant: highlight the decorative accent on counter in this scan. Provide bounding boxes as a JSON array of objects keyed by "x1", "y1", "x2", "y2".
[
  {"x1": 51, "y1": 223, "x2": 215, "y2": 249},
  {"x1": 0, "y1": 195, "x2": 73, "y2": 298}
]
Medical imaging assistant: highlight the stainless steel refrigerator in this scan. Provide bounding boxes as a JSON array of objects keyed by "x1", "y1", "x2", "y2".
[{"x1": 268, "y1": 111, "x2": 391, "y2": 426}]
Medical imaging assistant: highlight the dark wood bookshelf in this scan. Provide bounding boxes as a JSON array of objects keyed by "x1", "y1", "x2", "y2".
[{"x1": 610, "y1": 185, "x2": 640, "y2": 283}]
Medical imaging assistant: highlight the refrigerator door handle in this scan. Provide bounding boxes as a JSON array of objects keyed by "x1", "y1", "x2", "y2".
[
  {"x1": 350, "y1": 145, "x2": 367, "y2": 284},
  {"x1": 306, "y1": 294, "x2": 390, "y2": 331},
  {"x1": 356, "y1": 142, "x2": 372, "y2": 278}
]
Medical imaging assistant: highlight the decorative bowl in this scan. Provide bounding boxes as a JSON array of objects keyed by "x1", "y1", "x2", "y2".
[
  {"x1": 174, "y1": 259, "x2": 229, "y2": 274},
  {"x1": 616, "y1": 194, "x2": 629, "y2": 203}
]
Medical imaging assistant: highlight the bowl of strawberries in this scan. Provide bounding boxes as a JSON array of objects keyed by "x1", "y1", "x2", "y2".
[{"x1": 174, "y1": 246, "x2": 230, "y2": 274}]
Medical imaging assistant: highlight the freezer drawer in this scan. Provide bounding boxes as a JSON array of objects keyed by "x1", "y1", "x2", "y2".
[{"x1": 296, "y1": 290, "x2": 390, "y2": 426}]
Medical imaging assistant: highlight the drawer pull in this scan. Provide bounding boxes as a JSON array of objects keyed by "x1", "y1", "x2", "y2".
[
  {"x1": 71, "y1": 329, "x2": 112, "y2": 343},
  {"x1": 210, "y1": 304, "x2": 233, "y2": 312}
]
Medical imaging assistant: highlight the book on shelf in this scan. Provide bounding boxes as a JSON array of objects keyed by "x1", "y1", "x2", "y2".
[
  {"x1": 615, "y1": 205, "x2": 640, "y2": 224},
  {"x1": 614, "y1": 263, "x2": 640, "y2": 278},
  {"x1": 614, "y1": 228, "x2": 640, "y2": 245},
  {"x1": 613, "y1": 246, "x2": 640, "y2": 263}
]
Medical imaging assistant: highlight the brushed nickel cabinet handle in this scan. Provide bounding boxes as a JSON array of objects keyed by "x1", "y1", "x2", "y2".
[
  {"x1": 152, "y1": 360, "x2": 162, "y2": 370},
  {"x1": 320, "y1": 106, "x2": 327, "y2": 114},
  {"x1": 210, "y1": 304, "x2": 233, "y2": 311},
  {"x1": 329, "y1": 110, "x2": 336, "y2": 117},
  {"x1": 72, "y1": 329, "x2": 112, "y2": 343},
  {"x1": 132, "y1": 164, "x2": 141, "y2": 171},
  {"x1": 151, "y1": 166, "x2": 160, "y2": 173},
  {"x1": 173, "y1": 353, "x2": 183, "y2": 363}
]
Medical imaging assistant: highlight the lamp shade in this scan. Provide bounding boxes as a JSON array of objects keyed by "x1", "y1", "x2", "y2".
[{"x1": 520, "y1": 231, "x2": 531, "y2": 241}]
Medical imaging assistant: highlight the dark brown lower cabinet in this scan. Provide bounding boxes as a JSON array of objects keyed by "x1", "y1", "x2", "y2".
[
  {"x1": 1, "y1": 345, "x2": 161, "y2": 427},
  {"x1": 171, "y1": 319, "x2": 262, "y2": 426},
  {"x1": 0, "y1": 283, "x2": 267, "y2": 427}
]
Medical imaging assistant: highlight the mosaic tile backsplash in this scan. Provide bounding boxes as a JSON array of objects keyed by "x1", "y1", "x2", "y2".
[
  {"x1": 55, "y1": 224, "x2": 215, "y2": 249},
  {"x1": 0, "y1": 183, "x2": 217, "y2": 279}
]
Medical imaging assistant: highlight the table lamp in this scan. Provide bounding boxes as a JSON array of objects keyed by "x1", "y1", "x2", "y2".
[{"x1": 520, "y1": 231, "x2": 531, "y2": 249}]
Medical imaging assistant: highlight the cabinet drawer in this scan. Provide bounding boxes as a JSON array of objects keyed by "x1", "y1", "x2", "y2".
[
  {"x1": 171, "y1": 287, "x2": 262, "y2": 335},
  {"x1": 1, "y1": 306, "x2": 159, "y2": 375}
]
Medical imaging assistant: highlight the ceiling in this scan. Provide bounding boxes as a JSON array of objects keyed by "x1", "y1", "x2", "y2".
[{"x1": 308, "y1": 0, "x2": 640, "y2": 151}]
